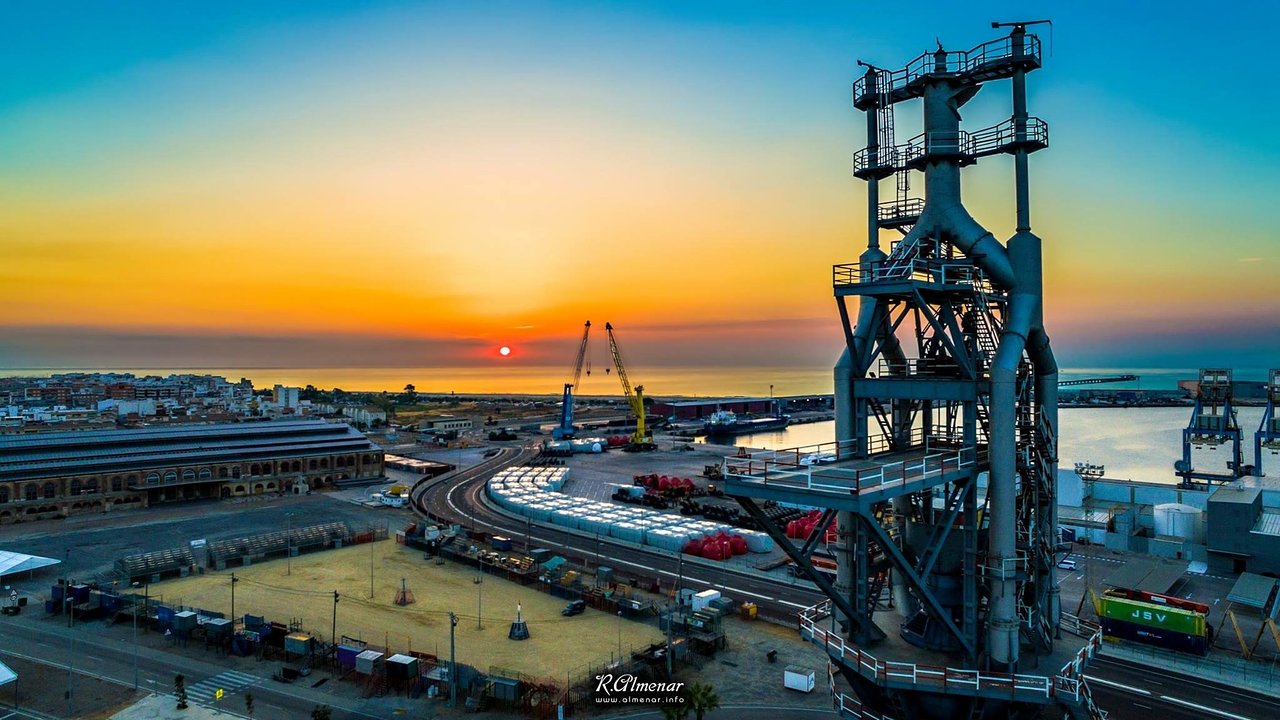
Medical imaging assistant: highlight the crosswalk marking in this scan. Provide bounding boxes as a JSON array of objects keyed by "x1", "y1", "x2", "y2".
[{"x1": 186, "y1": 669, "x2": 260, "y2": 702}]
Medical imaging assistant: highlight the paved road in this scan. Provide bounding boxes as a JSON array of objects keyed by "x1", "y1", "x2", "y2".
[
  {"x1": 0, "y1": 619, "x2": 388, "y2": 720},
  {"x1": 1083, "y1": 654, "x2": 1280, "y2": 720}
]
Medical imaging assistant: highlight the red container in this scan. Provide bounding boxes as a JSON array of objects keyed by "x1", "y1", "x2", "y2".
[
  {"x1": 730, "y1": 535, "x2": 748, "y2": 555},
  {"x1": 683, "y1": 538, "x2": 704, "y2": 554},
  {"x1": 702, "y1": 542, "x2": 725, "y2": 560}
]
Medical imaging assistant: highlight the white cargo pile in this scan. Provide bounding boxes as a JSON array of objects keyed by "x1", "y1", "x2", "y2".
[{"x1": 486, "y1": 467, "x2": 774, "y2": 555}]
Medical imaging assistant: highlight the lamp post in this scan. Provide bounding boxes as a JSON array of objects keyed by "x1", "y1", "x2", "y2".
[
  {"x1": 616, "y1": 610, "x2": 623, "y2": 663},
  {"x1": 130, "y1": 582, "x2": 140, "y2": 690},
  {"x1": 476, "y1": 575, "x2": 483, "y2": 630},
  {"x1": 369, "y1": 534, "x2": 375, "y2": 599},
  {"x1": 448, "y1": 612, "x2": 458, "y2": 708},
  {"x1": 286, "y1": 512, "x2": 295, "y2": 576},
  {"x1": 230, "y1": 573, "x2": 238, "y2": 626},
  {"x1": 65, "y1": 596, "x2": 74, "y2": 717},
  {"x1": 331, "y1": 591, "x2": 340, "y2": 670}
]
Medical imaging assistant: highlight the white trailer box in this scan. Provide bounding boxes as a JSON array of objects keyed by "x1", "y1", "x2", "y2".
[
  {"x1": 783, "y1": 666, "x2": 815, "y2": 693},
  {"x1": 691, "y1": 589, "x2": 721, "y2": 613}
]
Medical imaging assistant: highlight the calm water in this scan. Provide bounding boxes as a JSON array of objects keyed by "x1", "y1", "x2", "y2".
[
  {"x1": 1, "y1": 365, "x2": 1267, "y2": 398},
  {"x1": 725, "y1": 407, "x2": 1270, "y2": 486}
]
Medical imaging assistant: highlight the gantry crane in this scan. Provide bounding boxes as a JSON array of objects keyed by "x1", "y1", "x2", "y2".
[
  {"x1": 604, "y1": 322, "x2": 655, "y2": 451},
  {"x1": 553, "y1": 321, "x2": 592, "y2": 440}
]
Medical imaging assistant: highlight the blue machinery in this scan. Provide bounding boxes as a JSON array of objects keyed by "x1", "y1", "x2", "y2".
[
  {"x1": 725, "y1": 22, "x2": 1105, "y2": 720},
  {"x1": 552, "y1": 321, "x2": 592, "y2": 440},
  {"x1": 1254, "y1": 369, "x2": 1280, "y2": 476},
  {"x1": 1176, "y1": 368, "x2": 1245, "y2": 485}
]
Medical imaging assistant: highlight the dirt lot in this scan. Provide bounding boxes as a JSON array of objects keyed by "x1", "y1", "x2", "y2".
[
  {"x1": 0, "y1": 652, "x2": 141, "y2": 719},
  {"x1": 152, "y1": 540, "x2": 663, "y2": 679}
]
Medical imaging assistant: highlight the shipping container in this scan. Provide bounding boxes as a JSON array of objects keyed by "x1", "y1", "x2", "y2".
[
  {"x1": 1097, "y1": 594, "x2": 1205, "y2": 636},
  {"x1": 1100, "y1": 617, "x2": 1209, "y2": 656},
  {"x1": 784, "y1": 666, "x2": 815, "y2": 693}
]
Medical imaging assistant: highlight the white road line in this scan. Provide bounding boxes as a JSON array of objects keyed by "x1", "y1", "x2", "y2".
[
  {"x1": 1085, "y1": 675, "x2": 1151, "y2": 695},
  {"x1": 1158, "y1": 695, "x2": 1253, "y2": 720}
]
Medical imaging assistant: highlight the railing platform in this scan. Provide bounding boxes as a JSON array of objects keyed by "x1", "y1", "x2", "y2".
[
  {"x1": 853, "y1": 35, "x2": 1042, "y2": 109},
  {"x1": 723, "y1": 438, "x2": 981, "y2": 510}
]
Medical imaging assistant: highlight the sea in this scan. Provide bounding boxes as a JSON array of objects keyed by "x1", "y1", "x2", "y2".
[{"x1": 3, "y1": 365, "x2": 1272, "y2": 487}]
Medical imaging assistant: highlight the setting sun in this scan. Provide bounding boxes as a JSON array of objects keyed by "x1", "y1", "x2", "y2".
[{"x1": 499, "y1": 346, "x2": 511, "y2": 357}]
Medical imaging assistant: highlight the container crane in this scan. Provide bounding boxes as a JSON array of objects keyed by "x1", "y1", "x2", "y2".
[
  {"x1": 552, "y1": 321, "x2": 591, "y2": 440},
  {"x1": 604, "y1": 322, "x2": 655, "y2": 451}
]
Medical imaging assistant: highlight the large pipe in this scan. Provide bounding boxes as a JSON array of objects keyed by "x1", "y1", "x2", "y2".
[{"x1": 865, "y1": 66, "x2": 883, "y2": 253}]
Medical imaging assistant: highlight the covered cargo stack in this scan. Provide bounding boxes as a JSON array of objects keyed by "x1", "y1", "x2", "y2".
[
  {"x1": 356, "y1": 649, "x2": 384, "y2": 675},
  {"x1": 386, "y1": 653, "x2": 419, "y2": 682},
  {"x1": 336, "y1": 644, "x2": 362, "y2": 670},
  {"x1": 284, "y1": 632, "x2": 315, "y2": 657}
]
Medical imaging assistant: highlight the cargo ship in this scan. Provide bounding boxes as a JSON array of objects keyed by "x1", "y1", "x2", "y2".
[{"x1": 703, "y1": 409, "x2": 790, "y2": 437}]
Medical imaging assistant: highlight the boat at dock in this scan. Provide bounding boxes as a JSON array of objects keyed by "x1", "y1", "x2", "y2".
[{"x1": 703, "y1": 409, "x2": 790, "y2": 437}]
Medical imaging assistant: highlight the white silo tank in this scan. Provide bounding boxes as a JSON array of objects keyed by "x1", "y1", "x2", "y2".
[{"x1": 1154, "y1": 503, "x2": 1203, "y2": 543}]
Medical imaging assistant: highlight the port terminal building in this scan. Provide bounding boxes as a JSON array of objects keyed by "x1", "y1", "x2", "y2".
[
  {"x1": 1057, "y1": 471, "x2": 1280, "y2": 575},
  {"x1": 0, "y1": 420, "x2": 384, "y2": 524}
]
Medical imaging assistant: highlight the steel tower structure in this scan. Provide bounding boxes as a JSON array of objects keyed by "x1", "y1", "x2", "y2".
[{"x1": 725, "y1": 23, "x2": 1104, "y2": 720}]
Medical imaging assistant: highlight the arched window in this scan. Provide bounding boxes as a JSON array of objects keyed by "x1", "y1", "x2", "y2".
[
  {"x1": 199, "y1": 468, "x2": 212, "y2": 480},
  {"x1": 70, "y1": 479, "x2": 83, "y2": 495},
  {"x1": 219, "y1": 467, "x2": 229, "y2": 479},
  {"x1": 320, "y1": 458, "x2": 329, "y2": 469},
  {"x1": 42, "y1": 482, "x2": 57, "y2": 499},
  {"x1": 113, "y1": 477, "x2": 125, "y2": 492},
  {"x1": 232, "y1": 467, "x2": 241, "y2": 478},
  {"x1": 86, "y1": 479, "x2": 99, "y2": 494},
  {"x1": 163, "y1": 471, "x2": 177, "y2": 484},
  {"x1": 308, "y1": 459, "x2": 317, "y2": 470},
  {"x1": 182, "y1": 469, "x2": 196, "y2": 481},
  {"x1": 292, "y1": 461, "x2": 301, "y2": 472},
  {"x1": 0, "y1": 487, "x2": 9, "y2": 504},
  {"x1": 24, "y1": 484, "x2": 37, "y2": 501},
  {"x1": 250, "y1": 464, "x2": 261, "y2": 476},
  {"x1": 126, "y1": 475, "x2": 138, "y2": 487},
  {"x1": 146, "y1": 473, "x2": 160, "y2": 486}
]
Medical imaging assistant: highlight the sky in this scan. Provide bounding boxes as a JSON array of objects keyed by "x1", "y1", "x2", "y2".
[{"x1": 2, "y1": 0, "x2": 1278, "y2": 373}]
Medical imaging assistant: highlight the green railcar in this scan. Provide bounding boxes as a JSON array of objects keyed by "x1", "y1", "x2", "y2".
[{"x1": 1097, "y1": 594, "x2": 1205, "y2": 636}]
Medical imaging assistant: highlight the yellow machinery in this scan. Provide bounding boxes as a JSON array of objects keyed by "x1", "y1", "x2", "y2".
[{"x1": 605, "y1": 322, "x2": 656, "y2": 451}]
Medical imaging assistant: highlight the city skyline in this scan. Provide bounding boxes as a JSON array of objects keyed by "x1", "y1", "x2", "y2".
[{"x1": 3, "y1": 1, "x2": 1278, "y2": 372}]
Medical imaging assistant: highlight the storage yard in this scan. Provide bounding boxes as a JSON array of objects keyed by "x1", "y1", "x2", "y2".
[{"x1": 150, "y1": 538, "x2": 664, "y2": 678}]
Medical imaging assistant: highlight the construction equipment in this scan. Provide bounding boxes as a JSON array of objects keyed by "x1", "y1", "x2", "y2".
[
  {"x1": 604, "y1": 322, "x2": 655, "y2": 451},
  {"x1": 553, "y1": 321, "x2": 592, "y2": 440}
]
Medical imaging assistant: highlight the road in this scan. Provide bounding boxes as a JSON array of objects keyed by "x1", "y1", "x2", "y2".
[{"x1": 0, "y1": 619, "x2": 390, "y2": 720}]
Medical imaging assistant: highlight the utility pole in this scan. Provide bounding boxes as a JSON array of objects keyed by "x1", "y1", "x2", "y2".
[
  {"x1": 369, "y1": 536, "x2": 374, "y2": 599},
  {"x1": 448, "y1": 612, "x2": 458, "y2": 708},
  {"x1": 131, "y1": 584, "x2": 139, "y2": 690},
  {"x1": 230, "y1": 573, "x2": 238, "y2": 625},
  {"x1": 66, "y1": 596, "x2": 74, "y2": 717},
  {"x1": 476, "y1": 576, "x2": 483, "y2": 630},
  {"x1": 665, "y1": 606, "x2": 674, "y2": 679},
  {"x1": 286, "y1": 512, "x2": 294, "y2": 576},
  {"x1": 331, "y1": 591, "x2": 340, "y2": 670},
  {"x1": 616, "y1": 610, "x2": 622, "y2": 662}
]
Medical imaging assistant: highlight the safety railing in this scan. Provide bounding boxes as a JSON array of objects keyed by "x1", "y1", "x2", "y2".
[
  {"x1": 877, "y1": 197, "x2": 924, "y2": 225},
  {"x1": 724, "y1": 437, "x2": 979, "y2": 498},
  {"x1": 852, "y1": 118, "x2": 1048, "y2": 174},
  {"x1": 853, "y1": 34, "x2": 1042, "y2": 102},
  {"x1": 801, "y1": 601, "x2": 1066, "y2": 703},
  {"x1": 833, "y1": 257, "x2": 984, "y2": 288}
]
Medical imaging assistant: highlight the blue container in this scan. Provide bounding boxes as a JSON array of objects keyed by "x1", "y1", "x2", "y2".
[
  {"x1": 336, "y1": 644, "x2": 360, "y2": 669},
  {"x1": 50, "y1": 585, "x2": 65, "y2": 603},
  {"x1": 244, "y1": 613, "x2": 265, "y2": 628},
  {"x1": 100, "y1": 593, "x2": 122, "y2": 614},
  {"x1": 70, "y1": 584, "x2": 91, "y2": 603}
]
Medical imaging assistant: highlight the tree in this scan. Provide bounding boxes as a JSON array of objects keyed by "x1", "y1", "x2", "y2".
[
  {"x1": 311, "y1": 706, "x2": 333, "y2": 720},
  {"x1": 244, "y1": 692, "x2": 255, "y2": 718},
  {"x1": 660, "y1": 702, "x2": 690, "y2": 720},
  {"x1": 687, "y1": 682, "x2": 720, "y2": 720},
  {"x1": 403, "y1": 383, "x2": 417, "y2": 404},
  {"x1": 174, "y1": 673, "x2": 189, "y2": 710}
]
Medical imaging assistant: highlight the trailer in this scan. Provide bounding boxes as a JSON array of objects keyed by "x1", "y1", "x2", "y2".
[{"x1": 784, "y1": 665, "x2": 815, "y2": 693}]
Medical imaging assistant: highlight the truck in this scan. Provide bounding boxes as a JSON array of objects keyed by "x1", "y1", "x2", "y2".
[{"x1": 784, "y1": 666, "x2": 815, "y2": 693}]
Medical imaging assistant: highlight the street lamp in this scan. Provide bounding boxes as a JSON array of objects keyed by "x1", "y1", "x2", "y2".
[
  {"x1": 476, "y1": 575, "x2": 484, "y2": 630},
  {"x1": 616, "y1": 610, "x2": 623, "y2": 663},
  {"x1": 65, "y1": 595, "x2": 74, "y2": 717},
  {"x1": 230, "y1": 573, "x2": 238, "y2": 626},
  {"x1": 130, "y1": 582, "x2": 141, "y2": 690},
  {"x1": 331, "y1": 591, "x2": 340, "y2": 672},
  {"x1": 286, "y1": 512, "x2": 295, "y2": 576}
]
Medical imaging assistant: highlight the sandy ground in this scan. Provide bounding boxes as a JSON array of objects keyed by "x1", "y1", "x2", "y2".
[{"x1": 152, "y1": 540, "x2": 663, "y2": 680}]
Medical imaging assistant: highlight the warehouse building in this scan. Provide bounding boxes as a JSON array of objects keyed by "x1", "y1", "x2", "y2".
[
  {"x1": 0, "y1": 420, "x2": 384, "y2": 524},
  {"x1": 1206, "y1": 484, "x2": 1280, "y2": 574}
]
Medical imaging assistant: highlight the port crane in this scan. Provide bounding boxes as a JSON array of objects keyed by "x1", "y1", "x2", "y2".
[
  {"x1": 552, "y1": 321, "x2": 591, "y2": 440},
  {"x1": 604, "y1": 322, "x2": 655, "y2": 451}
]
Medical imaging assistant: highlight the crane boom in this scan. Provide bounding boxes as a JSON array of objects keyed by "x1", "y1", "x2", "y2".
[
  {"x1": 570, "y1": 321, "x2": 591, "y2": 390},
  {"x1": 605, "y1": 322, "x2": 653, "y2": 449}
]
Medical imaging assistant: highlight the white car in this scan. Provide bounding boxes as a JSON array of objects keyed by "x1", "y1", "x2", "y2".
[{"x1": 1057, "y1": 559, "x2": 1079, "y2": 571}]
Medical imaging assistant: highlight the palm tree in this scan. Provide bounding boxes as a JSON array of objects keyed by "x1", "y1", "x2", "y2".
[
  {"x1": 688, "y1": 682, "x2": 720, "y2": 720},
  {"x1": 244, "y1": 692, "x2": 255, "y2": 718},
  {"x1": 174, "y1": 673, "x2": 188, "y2": 709}
]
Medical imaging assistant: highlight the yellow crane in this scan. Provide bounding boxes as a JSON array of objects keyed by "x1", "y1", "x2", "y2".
[{"x1": 605, "y1": 322, "x2": 655, "y2": 451}]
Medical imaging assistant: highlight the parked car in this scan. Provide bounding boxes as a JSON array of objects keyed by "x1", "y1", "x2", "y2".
[
  {"x1": 1057, "y1": 558, "x2": 1079, "y2": 571},
  {"x1": 562, "y1": 600, "x2": 586, "y2": 616}
]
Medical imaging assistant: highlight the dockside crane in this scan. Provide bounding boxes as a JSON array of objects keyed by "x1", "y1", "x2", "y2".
[
  {"x1": 604, "y1": 322, "x2": 656, "y2": 451},
  {"x1": 553, "y1": 321, "x2": 591, "y2": 440}
]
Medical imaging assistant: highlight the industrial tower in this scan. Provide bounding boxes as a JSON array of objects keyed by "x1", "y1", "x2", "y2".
[{"x1": 725, "y1": 23, "x2": 1104, "y2": 720}]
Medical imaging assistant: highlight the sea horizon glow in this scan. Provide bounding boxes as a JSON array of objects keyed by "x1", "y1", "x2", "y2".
[{"x1": 3, "y1": 2, "x2": 1278, "y2": 373}]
